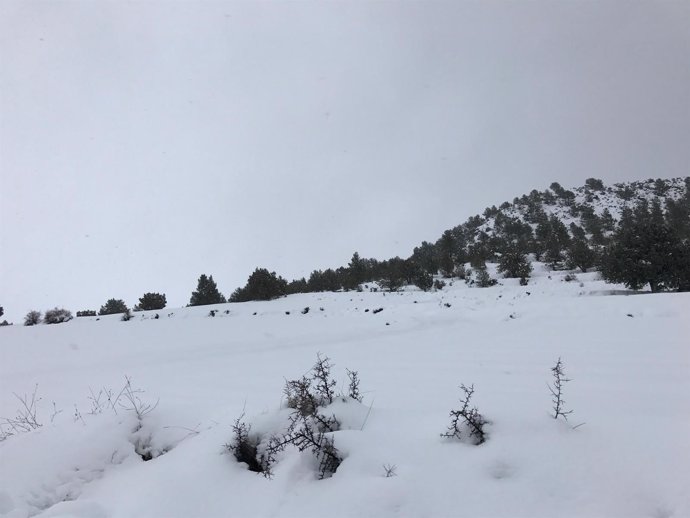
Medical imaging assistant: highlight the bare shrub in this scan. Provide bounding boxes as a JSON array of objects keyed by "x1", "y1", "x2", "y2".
[
  {"x1": 226, "y1": 415, "x2": 264, "y2": 474},
  {"x1": 441, "y1": 384, "x2": 488, "y2": 445},
  {"x1": 120, "y1": 376, "x2": 159, "y2": 420},
  {"x1": 312, "y1": 353, "x2": 336, "y2": 405},
  {"x1": 346, "y1": 369, "x2": 362, "y2": 402},
  {"x1": 382, "y1": 463, "x2": 397, "y2": 478},
  {"x1": 549, "y1": 357, "x2": 573, "y2": 422},
  {"x1": 0, "y1": 384, "x2": 42, "y2": 440},
  {"x1": 230, "y1": 354, "x2": 365, "y2": 479}
]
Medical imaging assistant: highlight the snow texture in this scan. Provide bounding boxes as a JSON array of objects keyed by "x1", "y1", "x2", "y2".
[{"x1": 1, "y1": 266, "x2": 688, "y2": 517}]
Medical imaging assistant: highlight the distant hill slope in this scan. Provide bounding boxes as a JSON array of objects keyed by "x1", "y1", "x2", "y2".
[
  {"x1": 399, "y1": 176, "x2": 689, "y2": 292},
  {"x1": 228, "y1": 177, "x2": 689, "y2": 301},
  {"x1": 456, "y1": 177, "x2": 687, "y2": 242}
]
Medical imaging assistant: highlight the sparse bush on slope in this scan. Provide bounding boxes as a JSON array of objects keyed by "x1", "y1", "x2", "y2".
[
  {"x1": 466, "y1": 265, "x2": 497, "y2": 288},
  {"x1": 44, "y1": 308, "x2": 72, "y2": 324},
  {"x1": 0, "y1": 384, "x2": 42, "y2": 440},
  {"x1": 24, "y1": 311, "x2": 41, "y2": 326},
  {"x1": 227, "y1": 354, "x2": 365, "y2": 480}
]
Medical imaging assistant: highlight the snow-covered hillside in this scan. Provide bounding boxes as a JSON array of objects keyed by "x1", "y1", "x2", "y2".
[
  {"x1": 1, "y1": 266, "x2": 689, "y2": 518},
  {"x1": 484, "y1": 177, "x2": 687, "y2": 229}
]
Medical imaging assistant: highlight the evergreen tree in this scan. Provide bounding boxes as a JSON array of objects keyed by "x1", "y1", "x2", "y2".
[
  {"x1": 189, "y1": 274, "x2": 226, "y2": 306},
  {"x1": 229, "y1": 268, "x2": 287, "y2": 302},
  {"x1": 616, "y1": 184, "x2": 635, "y2": 201},
  {"x1": 534, "y1": 220, "x2": 551, "y2": 262},
  {"x1": 541, "y1": 215, "x2": 571, "y2": 268},
  {"x1": 496, "y1": 246, "x2": 532, "y2": 281},
  {"x1": 581, "y1": 207, "x2": 605, "y2": 245},
  {"x1": 542, "y1": 190, "x2": 556, "y2": 205},
  {"x1": 649, "y1": 199, "x2": 665, "y2": 228},
  {"x1": 601, "y1": 220, "x2": 687, "y2": 292},
  {"x1": 585, "y1": 178, "x2": 605, "y2": 191},
  {"x1": 307, "y1": 270, "x2": 326, "y2": 292},
  {"x1": 99, "y1": 299, "x2": 129, "y2": 315},
  {"x1": 286, "y1": 277, "x2": 308, "y2": 295},
  {"x1": 666, "y1": 196, "x2": 690, "y2": 241},
  {"x1": 134, "y1": 292, "x2": 167, "y2": 311},
  {"x1": 410, "y1": 241, "x2": 438, "y2": 275},
  {"x1": 653, "y1": 178, "x2": 669, "y2": 196},
  {"x1": 379, "y1": 257, "x2": 407, "y2": 292},
  {"x1": 567, "y1": 239, "x2": 597, "y2": 272},
  {"x1": 618, "y1": 206, "x2": 635, "y2": 231},
  {"x1": 549, "y1": 182, "x2": 565, "y2": 197},
  {"x1": 307, "y1": 268, "x2": 342, "y2": 292},
  {"x1": 472, "y1": 265, "x2": 498, "y2": 288},
  {"x1": 569, "y1": 223, "x2": 586, "y2": 241},
  {"x1": 343, "y1": 252, "x2": 367, "y2": 291},
  {"x1": 411, "y1": 268, "x2": 434, "y2": 291},
  {"x1": 468, "y1": 242, "x2": 490, "y2": 268},
  {"x1": 601, "y1": 208, "x2": 616, "y2": 232},
  {"x1": 437, "y1": 230, "x2": 456, "y2": 277}
]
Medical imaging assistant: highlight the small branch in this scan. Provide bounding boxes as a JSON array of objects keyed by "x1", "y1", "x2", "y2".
[{"x1": 549, "y1": 357, "x2": 574, "y2": 422}]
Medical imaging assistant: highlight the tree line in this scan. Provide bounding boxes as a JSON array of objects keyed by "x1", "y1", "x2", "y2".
[{"x1": 2, "y1": 177, "x2": 688, "y2": 326}]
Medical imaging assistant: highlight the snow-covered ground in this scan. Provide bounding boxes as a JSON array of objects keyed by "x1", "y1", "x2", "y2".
[{"x1": 1, "y1": 265, "x2": 688, "y2": 518}]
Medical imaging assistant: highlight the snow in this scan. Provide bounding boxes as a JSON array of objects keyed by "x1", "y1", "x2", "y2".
[
  {"x1": 1, "y1": 266, "x2": 689, "y2": 518},
  {"x1": 476, "y1": 177, "x2": 687, "y2": 237}
]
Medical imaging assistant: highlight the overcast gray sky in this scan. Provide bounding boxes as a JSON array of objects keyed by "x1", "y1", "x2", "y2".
[{"x1": 1, "y1": 0, "x2": 689, "y2": 322}]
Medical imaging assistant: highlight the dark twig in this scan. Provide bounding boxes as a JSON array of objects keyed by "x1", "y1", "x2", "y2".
[
  {"x1": 441, "y1": 384, "x2": 487, "y2": 445},
  {"x1": 549, "y1": 357, "x2": 573, "y2": 422}
]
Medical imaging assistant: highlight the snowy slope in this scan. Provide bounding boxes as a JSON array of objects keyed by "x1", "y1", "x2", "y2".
[
  {"x1": 1, "y1": 266, "x2": 689, "y2": 518},
  {"x1": 473, "y1": 177, "x2": 687, "y2": 237}
]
